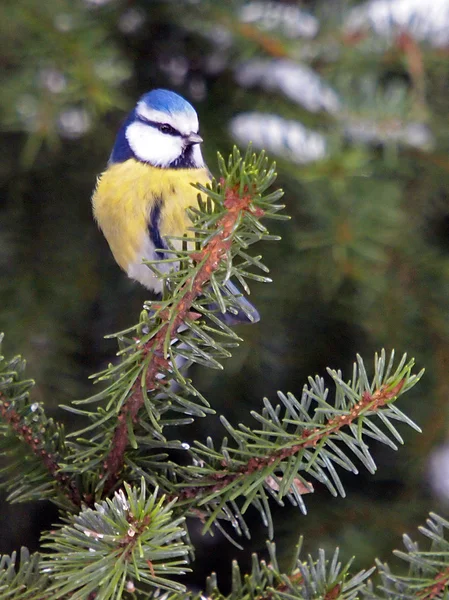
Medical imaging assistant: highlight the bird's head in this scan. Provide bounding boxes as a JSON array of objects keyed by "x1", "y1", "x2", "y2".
[{"x1": 109, "y1": 89, "x2": 205, "y2": 169}]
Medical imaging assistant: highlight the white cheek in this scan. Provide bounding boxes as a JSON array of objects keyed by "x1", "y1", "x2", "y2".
[
  {"x1": 191, "y1": 144, "x2": 205, "y2": 168},
  {"x1": 126, "y1": 122, "x2": 182, "y2": 166}
]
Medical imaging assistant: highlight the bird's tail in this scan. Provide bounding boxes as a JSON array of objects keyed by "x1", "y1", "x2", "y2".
[{"x1": 211, "y1": 280, "x2": 260, "y2": 325}]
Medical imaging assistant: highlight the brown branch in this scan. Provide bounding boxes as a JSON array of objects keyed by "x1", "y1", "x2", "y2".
[
  {"x1": 396, "y1": 32, "x2": 426, "y2": 109},
  {"x1": 236, "y1": 22, "x2": 288, "y2": 57},
  {"x1": 102, "y1": 184, "x2": 264, "y2": 492},
  {"x1": 0, "y1": 395, "x2": 82, "y2": 507},
  {"x1": 418, "y1": 566, "x2": 449, "y2": 599},
  {"x1": 175, "y1": 378, "x2": 406, "y2": 502}
]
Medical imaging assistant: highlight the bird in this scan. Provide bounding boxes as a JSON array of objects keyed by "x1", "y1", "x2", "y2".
[{"x1": 92, "y1": 89, "x2": 259, "y2": 325}]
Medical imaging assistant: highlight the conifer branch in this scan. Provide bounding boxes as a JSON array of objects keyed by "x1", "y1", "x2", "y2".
[
  {"x1": 0, "y1": 142, "x2": 430, "y2": 598},
  {"x1": 165, "y1": 351, "x2": 422, "y2": 535},
  {"x1": 41, "y1": 478, "x2": 190, "y2": 599},
  {"x1": 104, "y1": 182, "x2": 264, "y2": 489},
  {"x1": 83, "y1": 147, "x2": 286, "y2": 494},
  {"x1": 367, "y1": 513, "x2": 449, "y2": 599},
  {"x1": 0, "y1": 548, "x2": 49, "y2": 600},
  {"x1": 204, "y1": 539, "x2": 373, "y2": 600},
  {"x1": 177, "y1": 376, "x2": 406, "y2": 499},
  {"x1": 0, "y1": 336, "x2": 83, "y2": 508},
  {"x1": 0, "y1": 394, "x2": 81, "y2": 507}
]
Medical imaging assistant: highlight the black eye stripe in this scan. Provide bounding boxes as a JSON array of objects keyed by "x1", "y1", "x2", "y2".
[
  {"x1": 159, "y1": 123, "x2": 178, "y2": 135},
  {"x1": 136, "y1": 116, "x2": 181, "y2": 136}
]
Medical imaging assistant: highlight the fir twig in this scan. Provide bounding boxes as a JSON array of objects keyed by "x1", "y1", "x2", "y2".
[
  {"x1": 0, "y1": 335, "x2": 82, "y2": 507},
  {"x1": 205, "y1": 539, "x2": 374, "y2": 600},
  {"x1": 103, "y1": 181, "x2": 263, "y2": 487},
  {"x1": 167, "y1": 351, "x2": 422, "y2": 536},
  {"x1": 100, "y1": 148, "x2": 284, "y2": 493},
  {"x1": 0, "y1": 548, "x2": 49, "y2": 600},
  {"x1": 0, "y1": 394, "x2": 81, "y2": 507},
  {"x1": 369, "y1": 513, "x2": 449, "y2": 600},
  {"x1": 41, "y1": 478, "x2": 190, "y2": 599}
]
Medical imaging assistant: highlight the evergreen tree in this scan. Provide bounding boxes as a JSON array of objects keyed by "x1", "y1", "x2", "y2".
[{"x1": 2, "y1": 0, "x2": 449, "y2": 597}]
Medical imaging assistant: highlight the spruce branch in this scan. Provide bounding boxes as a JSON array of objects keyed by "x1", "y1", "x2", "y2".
[
  {"x1": 41, "y1": 478, "x2": 190, "y2": 599},
  {"x1": 0, "y1": 139, "x2": 429, "y2": 598},
  {"x1": 204, "y1": 538, "x2": 374, "y2": 600},
  {"x1": 0, "y1": 548, "x2": 49, "y2": 600},
  {"x1": 0, "y1": 334, "x2": 81, "y2": 508},
  {"x1": 166, "y1": 350, "x2": 422, "y2": 536},
  {"x1": 100, "y1": 148, "x2": 284, "y2": 490},
  {"x1": 366, "y1": 513, "x2": 449, "y2": 600},
  {"x1": 102, "y1": 175, "x2": 262, "y2": 487},
  {"x1": 63, "y1": 147, "x2": 285, "y2": 498}
]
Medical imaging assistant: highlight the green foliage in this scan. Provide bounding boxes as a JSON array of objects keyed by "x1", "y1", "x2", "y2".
[
  {"x1": 1, "y1": 0, "x2": 128, "y2": 163},
  {"x1": 0, "y1": 333, "x2": 74, "y2": 507},
  {"x1": 59, "y1": 147, "x2": 286, "y2": 493},
  {"x1": 206, "y1": 540, "x2": 374, "y2": 600},
  {"x1": 41, "y1": 479, "x2": 189, "y2": 599},
  {"x1": 294, "y1": 178, "x2": 404, "y2": 299},
  {"x1": 4, "y1": 0, "x2": 449, "y2": 595},
  {"x1": 0, "y1": 548, "x2": 48, "y2": 600},
  {"x1": 168, "y1": 350, "x2": 422, "y2": 538},
  {"x1": 367, "y1": 513, "x2": 449, "y2": 599},
  {"x1": 0, "y1": 144, "x2": 432, "y2": 598}
]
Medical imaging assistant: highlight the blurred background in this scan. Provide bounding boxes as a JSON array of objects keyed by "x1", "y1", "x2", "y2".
[{"x1": 2, "y1": 0, "x2": 449, "y2": 591}]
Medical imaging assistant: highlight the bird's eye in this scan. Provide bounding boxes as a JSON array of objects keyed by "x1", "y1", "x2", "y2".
[{"x1": 160, "y1": 124, "x2": 174, "y2": 134}]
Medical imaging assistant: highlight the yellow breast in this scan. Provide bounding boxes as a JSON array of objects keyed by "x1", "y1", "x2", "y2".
[{"x1": 92, "y1": 159, "x2": 210, "y2": 286}]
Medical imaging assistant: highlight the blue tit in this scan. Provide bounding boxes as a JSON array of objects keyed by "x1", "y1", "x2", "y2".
[{"x1": 92, "y1": 89, "x2": 259, "y2": 324}]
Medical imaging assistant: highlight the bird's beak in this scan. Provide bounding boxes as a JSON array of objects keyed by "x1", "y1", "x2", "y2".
[{"x1": 186, "y1": 132, "x2": 203, "y2": 145}]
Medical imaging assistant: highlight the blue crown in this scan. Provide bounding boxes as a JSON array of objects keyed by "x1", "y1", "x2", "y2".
[{"x1": 139, "y1": 89, "x2": 196, "y2": 117}]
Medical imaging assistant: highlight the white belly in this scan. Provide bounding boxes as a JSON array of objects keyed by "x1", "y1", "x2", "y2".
[{"x1": 127, "y1": 235, "x2": 182, "y2": 294}]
